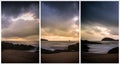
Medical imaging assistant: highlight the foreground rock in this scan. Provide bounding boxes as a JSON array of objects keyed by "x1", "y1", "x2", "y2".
[
  {"x1": 108, "y1": 47, "x2": 118, "y2": 54},
  {"x1": 68, "y1": 43, "x2": 79, "y2": 51},
  {"x1": 41, "y1": 39, "x2": 48, "y2": 41},
  {"x1": 2, "y1": 41, "x2": 34, "y2": 51},
  {"x1": 81, "y1": 40, "x2": 102, "y2": 52},
  {"x1": 81, "y1": 40, "x2": 101, "y2": 44}
]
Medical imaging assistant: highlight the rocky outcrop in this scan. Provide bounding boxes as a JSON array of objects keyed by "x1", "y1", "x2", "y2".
[
  {"x1": 68, "y1": 43, "x2": 79, "y2": 51},
  {"x1": 41, "y1": 39, "x2": 48, "y2": 41},
  {"x1": 2, "y1": 41, "x2": 34, "y2": 51},
  {"x1": 102, "y1": 37, "x2": 116, "y2": 41},
  {"x1": 108, "y1": 47, "x2": 118, "y2": 54},
  {"x1": 81, "y1": 40, "x2": 101, "y2": 44}
]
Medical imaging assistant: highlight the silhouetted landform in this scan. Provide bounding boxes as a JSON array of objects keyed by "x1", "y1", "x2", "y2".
[
  {"x1": 102, "y1": 37, "x2": 117, "y2": 41},
  {"x1": 108, "y1": 47, "x2": 119, "y2": 54},
  {"x1": 81, "y1": 40, "x2": 102, "y2": 52},
  {"x1": 81, "y1": 40, "x2": 101, "y2": 44},
  {"x1": 2, "y1": 41, "x2": 35, "y2": 51},
  {"x1": 41, "y1": 39, "x2": 48, "y2": 41},
  {"x1": 42, "y1": 42, "x2": 79, "y2": 54},
  {"x1": 35, "y1": 47, "x2": 39, "y2": 53},
  {"x1": 68, "y1": 43, "x2": 79, "y2": 51},
  {"x1": 81, "y1": 44, "x2": 89, "y2": 52}
]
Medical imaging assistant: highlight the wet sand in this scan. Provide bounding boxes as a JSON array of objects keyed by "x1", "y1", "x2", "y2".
[
  {"x1": 42, "y1": 52, "x2": 79, "y2": 63},
  {"x1": 2, "y1": 50, "x2": 39, "y2": 63}
]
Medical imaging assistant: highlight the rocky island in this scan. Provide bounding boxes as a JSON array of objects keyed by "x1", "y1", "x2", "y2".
[{"x1": 102, "y1": 37, "x2": 118, "y2": 41}]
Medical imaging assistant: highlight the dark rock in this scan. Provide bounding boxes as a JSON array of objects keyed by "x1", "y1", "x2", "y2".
[
  {"x1": 108, "y1": 47, "x2": 118, "y2": 53},
  {"x1": 81, "y1": 44, "x2": 89, "y2": 52},
  {"x1": 68, "y1": 43, "x2": 79, "y2": 51},
  {"x1": 35, "y1": 47, "x2": 39, "y2": 53},
  {"x1": 102, "y1": 37, "x2": 116, "y2": 41},
  {"x1": 81, "y1": 40, "x2": 101, "y2": 44},
  {"x1": 41, "y1": 39, "x2": 48, "y2": 41},
  {"x1": 2, "y1": 41, "x2": 34, "y2": 51},
  {"x1": 81, "y1": 40, "x2": 90, "y2": 52}
]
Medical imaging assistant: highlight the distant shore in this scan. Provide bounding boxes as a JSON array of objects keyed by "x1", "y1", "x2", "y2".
[{"x1": 2, "y1": 50, "x2": 39, "y2": 63}]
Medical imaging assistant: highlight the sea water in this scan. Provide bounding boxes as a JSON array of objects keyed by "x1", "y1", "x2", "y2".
[
  {"x1": 88, "y1": 41, "x2": 118, "y2": 54},
  {"x1": 41, "y1": 41, "x2": 78, "y2": 51}
]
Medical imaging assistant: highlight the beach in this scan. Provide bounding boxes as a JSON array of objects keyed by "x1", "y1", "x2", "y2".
[
  {"x1": 81, "y1": 53, "x2": 118, "y2": 63},
  {"x1": 42, "y1": 52, "x2": 79, "y2": 63},
  {"x1": 2, "y1": 50, "x2": 39, "y2": 63}
]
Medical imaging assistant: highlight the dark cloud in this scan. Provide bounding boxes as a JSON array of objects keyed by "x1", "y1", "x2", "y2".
[
  {"x1": 41, "y1": 2, "x2": 79, "y2": 40},
  {"x1": 2, "y1": 2, "x2": 39, "y2": 41},
  {"x1": 41, "y1": 1, "x2": 79, "y2": 28},
  {"x1": 42, "y1": 1, "x2": 79, "y2": 16},
  {"x1": 2, "y1": 1, "x2": 39, "y2": 29},
  {"x1": 2, "y1": 15, "x2": 11, "y2": 28},
  {"x1": 2, "y1": 1, "x2": 39, "y2": 18},
  {"x1": 81, "y1": 1, "x2": 118, "y2": 27}
]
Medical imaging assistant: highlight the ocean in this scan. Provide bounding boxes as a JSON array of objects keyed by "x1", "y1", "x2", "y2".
[
  {"x1": 41, "y1": 41, "x2": 78, "y2": 51},
  {"x1": 5, "y1": 41, "x2": 117, "y2": 54},
  {"x1": 87, "y1": 41, "x2": 118, "y2": 54}
]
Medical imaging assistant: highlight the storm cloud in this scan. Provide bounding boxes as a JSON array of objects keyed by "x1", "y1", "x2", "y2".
[
  {"x1": 2, "y1": 1, "x2": 39, "y2": 41},
  {"x1": 41, "y1": 2, "x2": 79, "y2": 41},
  {"x1": 81, "y1": 1, "x2": 118, "y2": 41}
]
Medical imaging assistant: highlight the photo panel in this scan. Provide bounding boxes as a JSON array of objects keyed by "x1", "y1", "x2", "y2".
[
  {"x1": 1, "y1": 1, "x2": 39, "y2": 63},
  {"x1": 81, "y1": 1, "x2": 119, "y2": 63},
  {"x1": 41, "y1": 1, "x2": 79, "y2": 63}
]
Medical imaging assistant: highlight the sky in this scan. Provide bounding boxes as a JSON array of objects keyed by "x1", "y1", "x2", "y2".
[
  {"x1": 2, "y1": 2, "x2": 39, "y2": 41},
  {"x1": 81, "y1": 1, "x2": 118, "y2": 41},
  {"x1": 41, "y1": 2, "x2": 79, "y2": 41}
]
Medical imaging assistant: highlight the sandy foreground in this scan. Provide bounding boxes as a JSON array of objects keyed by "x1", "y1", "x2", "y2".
[
  {"x1": 2, "y1": 50, "x2": 39, "y2": 63},
  {"x1": 42, "y1": 52, "x2": 79, "y2": 63},
  {"x1": 81, "y1": 53, "x2": 118, "y2": 63}
]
